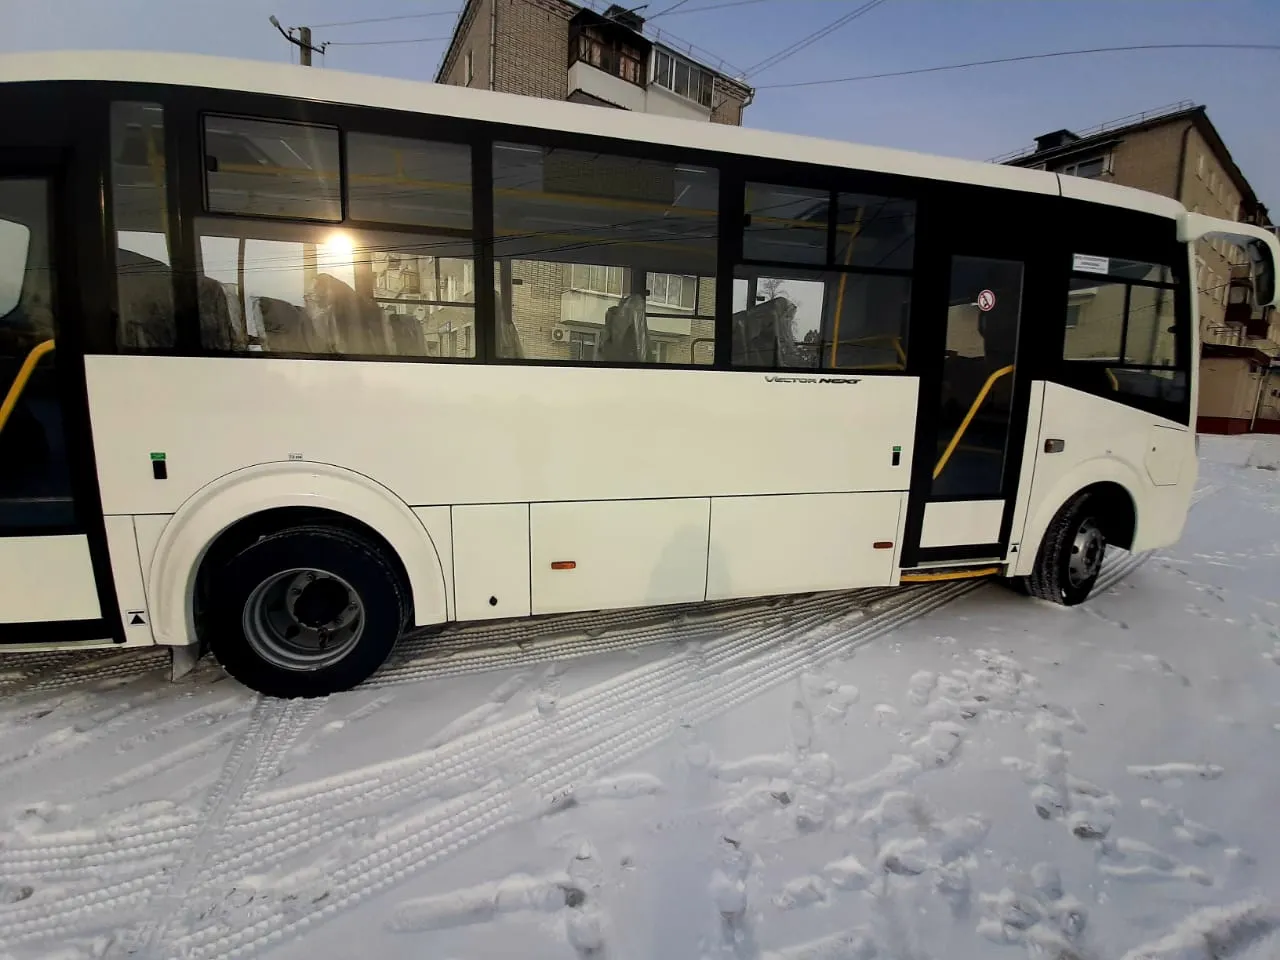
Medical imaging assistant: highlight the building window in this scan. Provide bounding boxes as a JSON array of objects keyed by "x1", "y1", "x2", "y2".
[
  {"x1": 1053, "y1": 154, "x2": 1109, "y2": 179},
  {"x1": 492, "y1": 141, "x2": 719, "y2": 366},
  {"x1": 463, "y1": 49, "x2": 474, "y2": 86},
  {"x1": 734, "y1": 183, "x2": 916, "y2": 372},
  {"x1": 203, "y1": 115, "x2": 341, "y2": 221},
  {"x1": 651, "y1": 48, "x2": 713, "y2": 107},
  {"x1": 111, "y1": 101, "x2": 176, "y2": 350},
  {"x1": 568, "y1": 329, "x2": 596, "y2": 361},
  {"x1": 1062, "y1": 253, "x2": 1186, "y2": 414},
  {"x1": 1197, "y1": 154, "x2": 1205, "y2": 179},
  {"x1": 570, "y1": 26, "x2": 645, "y2": 85},
  {"x1": 569, "y1": 264, "x2": 625, "y2": 297},
  {"x1": 647, "y1": 272, "x2": 697, "y2": 309}
]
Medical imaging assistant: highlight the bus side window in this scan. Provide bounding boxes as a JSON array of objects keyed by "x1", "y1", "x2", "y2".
[
  {"x1": 491, "y1": 141, "x2": 719, "y2": 366},
  {"x1": 732, "y1": 183, "x2": 914, "y2": 373},
  {"x1": 193, "y1": 124, "x2": 478, "y2": 361},
  {"x1": 111, "y1": 101, "x2": 176, "y2": 351},
  {"x1": 1061, "y1": 254, "x2": 1187, "y2": 415}
]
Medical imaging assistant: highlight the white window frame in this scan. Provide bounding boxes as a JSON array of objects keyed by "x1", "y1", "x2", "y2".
[
  {"x1": 463, "y1": 50, "x2": 474, "y2": 86},
  {"x1": 1054, "y1": 153, "x2": 1110, "y2": 179},
  {"x1": 569, "y1": 263, "x2": 625, "y2": 298},
  {"x1": 646, "y1": 272, "x2": 696, "y2": 310},
  {"x1": 650, "y1": 47, "x2": 713, "y2": 108}
]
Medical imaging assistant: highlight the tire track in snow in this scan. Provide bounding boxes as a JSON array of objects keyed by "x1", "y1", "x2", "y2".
[
  {"x1": 116, "y1": 696, "x2": 291, "y2": 957},
  {"x1": 173, "y1": 582, "x2": 982, "y2": 958},
  {"x1": 200, "y1": 592, "x2": 887, "y2": 886}
]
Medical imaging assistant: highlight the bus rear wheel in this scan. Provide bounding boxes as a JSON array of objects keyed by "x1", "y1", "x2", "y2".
[
  {"x1": 1021, "y1": 492, "x2": 1107, "y2": 606},
  {"x1": 205, "y1": 525, "x2": 406, "y2": 697}
]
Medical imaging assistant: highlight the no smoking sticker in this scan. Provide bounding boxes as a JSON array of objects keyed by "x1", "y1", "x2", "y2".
[{"x1": 977, "y1": 289, "x2": 996, "y2": 312}]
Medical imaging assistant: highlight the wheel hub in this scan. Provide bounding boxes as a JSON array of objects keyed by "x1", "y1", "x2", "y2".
[
  {"x1": 1067, "y1": 520, "x2": 1105, "y2": 588},
  {"x1": 243, "y1": 568, "x2": 365, "y2": 671}
]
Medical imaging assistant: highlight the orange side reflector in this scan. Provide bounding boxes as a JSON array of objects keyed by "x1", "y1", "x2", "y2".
[
  {"x1": 873, "y1": 541, "x2": 894, "y2": 550},
  {"x1": 550, "y1": 560, "x2": 577, "y2": 570}
]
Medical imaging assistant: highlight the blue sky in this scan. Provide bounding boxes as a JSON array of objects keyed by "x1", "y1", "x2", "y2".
[{"x1": 4, "y1": 0, "x2": 1278, "y2": 208}]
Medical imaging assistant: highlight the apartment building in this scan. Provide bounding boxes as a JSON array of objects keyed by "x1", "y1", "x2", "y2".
[
  {"x1": 436, "y1": 0, "x2": 751, "y2": 368},
  {"x1": 1000, "y1": 103, "x2": 1279, "y2": 432}
]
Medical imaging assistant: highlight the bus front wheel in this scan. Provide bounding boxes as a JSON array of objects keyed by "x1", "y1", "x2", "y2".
[
  {"x1": 205, "y1": 524, "x2": 407, "y2": 697},
  {"x1": 1020, "y1": 492, "x2": 1107, "y2": 606}
]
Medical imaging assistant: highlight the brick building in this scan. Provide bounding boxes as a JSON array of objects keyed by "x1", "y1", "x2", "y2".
[
  {"x1": 435, "y1": 0, "x2": 750, "y2": 367},
  {"x1": 998, "y1": 103, "x2": 1279, "y2": 432}
]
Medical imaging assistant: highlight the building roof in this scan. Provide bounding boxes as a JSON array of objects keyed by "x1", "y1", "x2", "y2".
[
  {"x1": 1000, "y1": 102, "x2": 1268, "y2": 224},
  {"x1": 434, "y1": 0, "x2": 752, "y2": 100},
  {"x1": 1202, "y1": 342, "x2": 1275, "y2": 368},
  {"x1": 0, "y1": 50, "x2": 1190, "y2": 221}
]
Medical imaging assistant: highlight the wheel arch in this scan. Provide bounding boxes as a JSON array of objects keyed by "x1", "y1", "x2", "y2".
[
  {"x1": 1013, "y1": 459, "x2": 1143, "y2": 577},
  {"x1": 146, "y1": 461, "x2": 448, "y2": 647}
]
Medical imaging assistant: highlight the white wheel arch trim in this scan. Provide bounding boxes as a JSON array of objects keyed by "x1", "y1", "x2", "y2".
[
  {"x1": 146, "y1": 461, "x2": 449, "y2": 646},
  {"x1": 1012, "y1": 457, "x2": 1143, "y2": 579}
]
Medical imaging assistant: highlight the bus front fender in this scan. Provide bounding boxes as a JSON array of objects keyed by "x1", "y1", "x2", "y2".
[
  {"x1": 1011, "y1": 458, "x2": 1144, "y2": 578},
  {"x1": 146, "y1": 460, "x2": 449, "y2": 647}
]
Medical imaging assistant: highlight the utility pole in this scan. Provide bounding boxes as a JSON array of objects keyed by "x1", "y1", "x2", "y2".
[{"x1": 268, "y1": 15, "x2": 326, "y2": 66}]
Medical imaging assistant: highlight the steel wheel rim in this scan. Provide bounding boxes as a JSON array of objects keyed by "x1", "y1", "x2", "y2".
[
  {"x1": 242, "y1": 568, "x2": 365, "y2": 671},
  {"x1": 1067, "y1": 519, "x2": 1105, "y2": 588}
]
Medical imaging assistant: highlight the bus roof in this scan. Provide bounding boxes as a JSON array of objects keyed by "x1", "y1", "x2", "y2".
[{"x1": 0, "y1": 50, "x2": 1186, "y2": 222}]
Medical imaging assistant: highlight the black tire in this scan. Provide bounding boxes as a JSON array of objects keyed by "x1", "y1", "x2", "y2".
[
  {"x1": 1024, "y1": 492, "x2": 1108, "y2": 606},
  {"x1": 204, "y1": 524, "x2": 407, "y2": 697}
]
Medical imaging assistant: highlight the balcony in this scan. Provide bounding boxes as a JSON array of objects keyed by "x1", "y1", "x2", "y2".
[{"x1": 566, "y1": 12, "x2": 651, "y2": 112}]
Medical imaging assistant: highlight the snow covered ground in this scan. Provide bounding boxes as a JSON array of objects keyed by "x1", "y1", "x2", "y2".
[{"x1": 2, "y1": 435, "x2": 1280, "y2": 960}]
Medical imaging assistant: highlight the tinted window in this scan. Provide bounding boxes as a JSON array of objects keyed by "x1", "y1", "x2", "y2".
[
  {"x1": 734, "y1": 184, "x2": 916, "y2": 371},
  {"x1": 347, "y1": 133, "x2": 472, "y2": 230},
  {"x1": 195, "y1": 221, "x2": 475, "y2": 357},
  {"x1": 492, "y1": 143, "x2": 718, "y2": 365},
  {"x1": 731, "y1": 269, "x2": 910, "y2": 370},
  {"x1": 204, "y1": 116, "x2": 341, "y2": 221},
  {"x1": 112, "y1": 101, "x2": 175, "y2": 350},
  {"x1": 743, "y1": 183, "x2": 828, "y2": 265},
  {"x1": 1063, "y1": 252, "x2": 1186, "y2": 414}
]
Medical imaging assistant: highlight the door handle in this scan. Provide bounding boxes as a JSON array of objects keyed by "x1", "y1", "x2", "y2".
[{"x1": 1044, "y1": 438, "x2": 1065, "y2": 454}]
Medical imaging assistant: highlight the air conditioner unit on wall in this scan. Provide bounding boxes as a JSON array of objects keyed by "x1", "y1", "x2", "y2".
[{"x1": 552, "y1": 327, "x2": 568, "y2": 342}]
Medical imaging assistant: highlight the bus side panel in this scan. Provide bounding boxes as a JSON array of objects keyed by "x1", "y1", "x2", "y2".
[
  {"x1": 83, "y1": 356, "x2": 920, "y2": 512},
  {"x1": 1010, "y1": 382, "x2": 1196, "y2": 577},
  {"x1": 530, "y1": 498, "x2": 709, "y2": 616},
  {"x1": 706, "y1": 491, "x2": 904, "y2": 601}
]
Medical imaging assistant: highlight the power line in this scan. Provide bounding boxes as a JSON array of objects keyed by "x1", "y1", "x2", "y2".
[
  {"x1": 744, "y1": 0, "x2": 889, "y2": 77},
  {"x1": 307, "y1": 10, "x2": 460, "y2": 30},
  {"x1": 660, "y1": 0, "x2": 779, "y2": 16},
  {"x1": 647, "y1": 0, "x2": 695, "y2": 17},
  {"x1": 326, "y1": 35, "x2": 454, "y2": 47},
  {"x1": 758, "y1": 42, "x2": 1280, "y2": 89}
]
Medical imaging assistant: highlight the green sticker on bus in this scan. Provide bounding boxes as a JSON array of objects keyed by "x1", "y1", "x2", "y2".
[{"x1": 150, "y1": 452, "x2": 165, "y2": 461}]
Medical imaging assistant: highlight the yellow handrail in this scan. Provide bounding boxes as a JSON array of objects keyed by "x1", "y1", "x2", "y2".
[
  {"x1": 0, "y1": 339, "x2": 55, "y2": 436},
  {"x1": 932, "y1": 364, "x2": 1015, "y2": 480}
]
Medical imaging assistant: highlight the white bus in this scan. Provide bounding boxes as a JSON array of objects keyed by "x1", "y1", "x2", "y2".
[{"x1": 1, "y1": 52, "x2": 1276, "y2": 697}]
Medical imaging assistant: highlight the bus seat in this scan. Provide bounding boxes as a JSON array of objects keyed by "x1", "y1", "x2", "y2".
[
  {"x1": 598, "y1": 293, "x2": 648, "y2": 362},
  {"x1": 387, "y1": 312, "x2": 427, "y2": 356},
  {"x1": 732, "y1": 297, "x2": 801, "y2": 368},
  {"x1": 494, "y1": 287, "x2": 525, "y2": 360},
  {"x1": 115, "y1": 248, "x2": 175, "y2": 350},
  {"x1": 196, "y1": 275, "x2": 242, "y2": 351}
]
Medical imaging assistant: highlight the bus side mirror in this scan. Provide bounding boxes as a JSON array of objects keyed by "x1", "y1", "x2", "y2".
[{"x1": 0, "y1": 217, "x2": 32, "y2": 318}]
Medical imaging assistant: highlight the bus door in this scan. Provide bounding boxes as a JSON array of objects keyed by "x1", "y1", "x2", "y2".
[
  {"x1": 0, "y1": 170, "x2": 115, "y2": 642},
  {"x1": 900, "y1": 195, "x2": 1050, "y2": 568}
]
